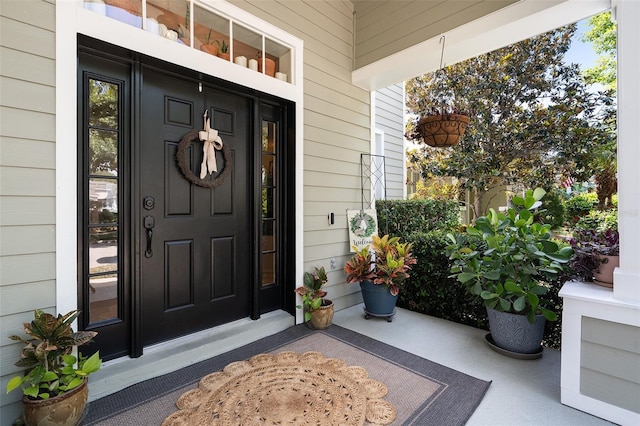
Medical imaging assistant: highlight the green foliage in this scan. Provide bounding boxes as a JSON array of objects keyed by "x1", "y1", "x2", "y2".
[
  {"x1": 219, "y1": 39, "x2": 229, "y2": 53},
  {"x1": 537, "y1": 188, "x2": 566, "y2": 229},
  {"x1": 295, "y1": 267, "x2": 328, "y2": 322},
  {"x1": 405, "y1": 25, "x2": 616, "y2": 207},
  {"x1": 581, "y1": 12, "x2": 617, "y2": 92},
  {"x1": 375, "y1": 199, "x2": 460, "y2": 236},
  {"x1": 6, "y1": 310, "x2": 101, "y2": 399},
  {"x1": 399, "y1": 230, "x2": 488, "y2": 330},
  {"x1": 447, "y1": 188, "x2": 573, "y2": 323},
  {"x1": 88, "y1": 80, "x2": 118, "y2": 174},
  {"x1": 344, "y1": 235, "x2": 417, "y2": 296},
  {"x1": 574, "y1": 209, "x2": 618, "y2": 233},
  {"x1": 565, "y1": 192, "x2": 598, "y2": 223}
]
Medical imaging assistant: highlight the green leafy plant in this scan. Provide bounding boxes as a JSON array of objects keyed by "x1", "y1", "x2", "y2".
[
  {"x1": 344, "y1": 234, "x2": 417, "y2": 296},
  {"x1": 218, "y1": 39, "x2": 229, "y2": 54},
  {"x1": 447, "y1": 188, "x2": 573, "y2": 323},
  {"x1": 6, "y1": 310, "x2": 101, "y2": 400},
  {"x1": 295, "y1": 266, "x2": 329, "y2": 322}
]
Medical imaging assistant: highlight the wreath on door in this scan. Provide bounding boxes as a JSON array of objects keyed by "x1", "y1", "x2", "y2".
[{"x1": 176, "y1": 111, "x2": 232, "y2": 189}]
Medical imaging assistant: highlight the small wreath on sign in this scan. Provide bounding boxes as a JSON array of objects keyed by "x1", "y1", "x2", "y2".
[
  {"x1": 176, "y1": 130, "x2": 232, "y2": 189},
  {"x1": 350, "y1": 212, "x2": 376, "y2": 237}
]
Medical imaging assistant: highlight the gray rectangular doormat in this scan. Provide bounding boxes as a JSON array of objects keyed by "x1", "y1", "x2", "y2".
[{"x1": 83, "y1": 325, "x2": 491, "y2": 425}]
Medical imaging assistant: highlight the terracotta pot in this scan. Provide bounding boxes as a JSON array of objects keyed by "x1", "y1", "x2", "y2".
[
  {"x1": 22, "y1": 379, "x2": 88, "y2": 426},
  {"x1": 201, "y1": 44, "x2": 219, "y2": 55},
  {"x1": 217, "y1": 52, "x2": 231, "y2": 61},
  {"x1": 308, "y1": 299, "x2": 334, "y2": 330},
  {"x1": 593, "y1": 254, "x2": 619, "y2": 287},
  {"x1": 417, "y1": 114, "x2": 470, "y2": 147},
  {"x1": 258, "y1": 58, "x2": 276, "y2": 77}
]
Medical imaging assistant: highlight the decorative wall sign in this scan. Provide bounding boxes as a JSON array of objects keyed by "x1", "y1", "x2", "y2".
[
  {"x1": 176, "y1": 111, "x2": 232, "y2": 189},
  {"x1": 347, "y1": 209, "x2": 378, "y2": 252}
]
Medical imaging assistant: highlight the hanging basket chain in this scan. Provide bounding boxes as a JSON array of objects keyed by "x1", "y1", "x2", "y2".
[{"x1": 416, "y1": 34, "x2": 470, "y2": 148}]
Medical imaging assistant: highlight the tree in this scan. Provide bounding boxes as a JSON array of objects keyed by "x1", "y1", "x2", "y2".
[
  {"x1": 406, "y1": 25, "x2": 615, "y2": 220},
  {"x1": 582, "y1": 12, "x2": 617, "y2": 208},
  {"x1": 581, "y1": 12, "x2": 616, "y2": 93}
]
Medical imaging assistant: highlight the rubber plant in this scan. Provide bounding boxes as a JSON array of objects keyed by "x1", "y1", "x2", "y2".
[{"x1": 447, "y1": 188, "x2": 573, "y2": 323}]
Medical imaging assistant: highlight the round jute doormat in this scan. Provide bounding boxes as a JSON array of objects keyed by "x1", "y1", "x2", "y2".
[{"x1": 162, "y1": 351, "x2": 396, "y2": 425}]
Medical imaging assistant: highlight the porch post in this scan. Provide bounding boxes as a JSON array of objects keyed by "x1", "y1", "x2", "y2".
[{"x1": 613, "y1": 0, "x2": 640, "y2": 302}]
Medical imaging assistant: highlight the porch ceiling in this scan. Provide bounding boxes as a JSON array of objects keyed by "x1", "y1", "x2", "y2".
[{"x1": 352, "y1": 0, "x2": 611, "y2": 91}]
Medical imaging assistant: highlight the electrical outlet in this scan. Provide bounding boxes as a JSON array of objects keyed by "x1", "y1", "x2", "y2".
[{"x1": 330, "y1": 258, "x2": 337, "y2": 270}]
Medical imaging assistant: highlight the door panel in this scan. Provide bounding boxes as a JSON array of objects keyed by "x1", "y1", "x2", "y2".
[{"x1": 139, "y1": 67, "x2": 252, "y2": 346}]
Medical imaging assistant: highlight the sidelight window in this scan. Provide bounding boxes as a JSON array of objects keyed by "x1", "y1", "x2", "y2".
[
  {"x1": 85, "y1": 77, "x2": 122, "y2": 325},
  {"x1": 261, "y1": 121, "x2": 277, "y2": 287}
]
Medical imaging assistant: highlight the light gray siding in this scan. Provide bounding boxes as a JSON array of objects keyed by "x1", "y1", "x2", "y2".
[
  {"x1": 0, "y1": 0, "x2": 56, "y2": 422},
  {"x1": 580, "y1": 317, "x2": 640, "y2": 414},
  {"x1": 229, "y1": 0, "x2": 370, "y2": 309},
  {"x1": 353, "y1": 0, "x2": 516, "y2": 69},
  {"x1": 375, "y1": 83, "x2": 404, "y2": 200}
]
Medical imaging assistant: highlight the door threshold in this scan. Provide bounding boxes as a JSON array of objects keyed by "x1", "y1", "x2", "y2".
[{"x1": 87, "y1": 310, "x2": 294, "y2": 401}]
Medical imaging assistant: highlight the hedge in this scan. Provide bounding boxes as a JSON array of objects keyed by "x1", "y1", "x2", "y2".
[{"x1": 375, "y1": 199, "x2": 460, "y2": 236}]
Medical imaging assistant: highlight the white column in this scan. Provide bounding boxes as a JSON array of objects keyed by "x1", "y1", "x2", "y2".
[{"x1": 613, "y1": 0, "x2": 640, "y2": 302}]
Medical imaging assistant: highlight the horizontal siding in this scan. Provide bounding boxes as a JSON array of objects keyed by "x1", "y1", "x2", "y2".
[
  {"x1": 0, "y1": 106, "x2": 55, "y2": 141},
  {"x1": 375, "y1": 84, "x2": 405, "y2": 200},
  {"x1": 0, "y1": 281, "x2": 56, "y2": 317},
  {"x1": 353, "y1": 0, "x2": 516, "y2": 69},
  {"x1": 0, "y1": 47, "x2": 56, "y2": 86},
  {"x1": 0, "y1": 76, "x2": 56, "y2": 113},
  {"x1": 582, "y1": 316, "x2": 640, "y2": 354},
  {"x1": 0, "y1": 15, "x2": 55, "y2": 59},
  {"x1": 582, "y1": 341, "x2": 640, "y2": 384},
  {"x1": 0, "y1": 0, "x2": 55, "y2": 31},
  {"x1": 0, "y1": 167, "x2": 56, "y2": 196},
  {"x1": 0, "y1": 1, "x2": 56, "y2": 423},
  {"x1": 0, "y1": 196, "x2": 56, "y2": 226},
  {"x1": 580, "y1": 317, "x2": 640, "y2": 414},
  {"x1": 0, "y1": 253, "x2": 56, "y2": 286},
  {"x1": 228, "y1": 1, "x2": 370, "y2": 308},
  {"x1": 580, "y1": 367, "x2": 640, "y2": 414},
  {"x1": 0, "y1": 137, "x2": 56, "y2": 169}
]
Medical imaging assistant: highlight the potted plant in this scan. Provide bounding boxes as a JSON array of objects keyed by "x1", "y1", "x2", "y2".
[
  {"x1": 217, "y1": 39, "x2": 230, "y2": 61},
  {"x1": 447, "y1": 188, "x2": 573, "y2": 356},
  {"x1": 200, "y1": 29, "x2": 219, "y2": 55},
  {"x1": 295, "y1": 266, "x2": 333, "y2": 329},
  {"x1": 344, "y1": 234, "x2": 417, "y2": 321},
  {"x1": 6, "y1": 309, "x2": 102, "y2": 426},
  {"x1": 569, "y1": 228, "x2": 619, "y2": 287},
  {"x1": 412, "y1": 108, "x2": 470, "y2": 148},
  {"x1": 407, "y1": 64, "x2": 470, "y2": 148}
]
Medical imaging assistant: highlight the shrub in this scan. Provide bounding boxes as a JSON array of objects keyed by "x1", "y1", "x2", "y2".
[
  {"x1": 565, "y1": 192, "x2": 598, "y2": 223},
  {"x1": 574, "y1": 209, "x2": 618, "y2": 233},
  {"x1": 537, "y1": 188, "x2": 566, "y2": 229},
  {"x1": 376, "y1": 199, "x2": 460, "y2": 236},
  {"x1": 398, "y1": 230, "x2": 488, "y2": 330}
]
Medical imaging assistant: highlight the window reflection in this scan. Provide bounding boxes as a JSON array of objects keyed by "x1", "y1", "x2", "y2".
[
  {"x1": 87, "y1": 77, "x2": 120, "y2": 324},
  {"x1": 261, "y1": 120, "x2": 277, "y2": 288}
]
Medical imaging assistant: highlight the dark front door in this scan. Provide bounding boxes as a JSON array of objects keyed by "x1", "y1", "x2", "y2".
[{"x1": 139, "y1": 67, "x2": 252, "y2": 345}]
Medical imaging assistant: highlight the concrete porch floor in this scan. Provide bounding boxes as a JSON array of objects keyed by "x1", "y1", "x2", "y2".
[{"x1": 334, "y1": 304, "x2": 614, "y2": 426}]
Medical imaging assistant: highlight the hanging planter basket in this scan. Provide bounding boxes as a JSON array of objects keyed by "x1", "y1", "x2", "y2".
[{"x1": 417, "y1": 113, "x2": 470, "y2": 148}]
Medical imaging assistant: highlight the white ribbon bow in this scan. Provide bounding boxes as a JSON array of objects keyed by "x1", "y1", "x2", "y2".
[{"x1": 198, "y1": 111, "x2": 224, "y2": 179}]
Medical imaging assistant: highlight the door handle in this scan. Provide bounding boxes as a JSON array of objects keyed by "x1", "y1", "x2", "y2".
[{"x1": 144, "y1": 215, "x2": 155, "y2": 258}]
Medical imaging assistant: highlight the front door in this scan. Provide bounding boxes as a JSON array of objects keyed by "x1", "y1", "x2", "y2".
[
  {"x1": 139, "y1": 67, "x2": 252, "y2": 346},
  {"x1": 78, "y1": 38, "x2": 294, "y2": 361}
]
